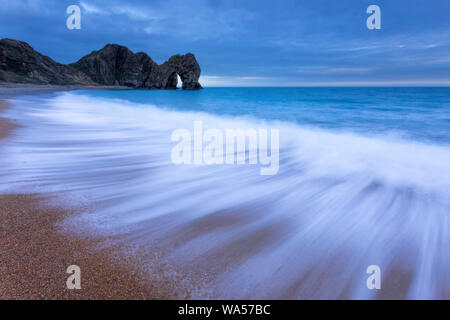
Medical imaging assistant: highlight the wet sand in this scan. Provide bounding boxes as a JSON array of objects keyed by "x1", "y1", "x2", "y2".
[
  {"x1": 0, "y1": 83, "x2": 131, "y2": 99},
  {"x1": 0, "y1": 100, "x2": 18, "y2": 140},
  {"x1": 0, "y1": 97, "x2": 179, "y2": 299}
]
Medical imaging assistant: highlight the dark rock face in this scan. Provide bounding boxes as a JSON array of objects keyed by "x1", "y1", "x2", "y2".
[
  {"x1": 71, "y1": 44, "x2": 202, "y2": 90},
  {"x1": 161, "y1": 53, "x2": 203, "y2": 90},
  {"x1": 0, "y1": 39, "x2": 95, "y2": 85},
  {"x1": 0, "y1": 39, "x2": 203, "y2": 89},
  {"x1": 70, "y1": 44, "x2": 152, "y2": 87}
]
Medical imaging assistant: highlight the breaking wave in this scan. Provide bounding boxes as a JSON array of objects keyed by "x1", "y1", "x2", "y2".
[{"x1": 1, "y1": 92, "x2": 449, "y2": 299}]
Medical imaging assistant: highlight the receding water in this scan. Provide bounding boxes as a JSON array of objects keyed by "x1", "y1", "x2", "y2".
[{"x1": 1, "y1": 87, "x2": 449, "y2": 299}]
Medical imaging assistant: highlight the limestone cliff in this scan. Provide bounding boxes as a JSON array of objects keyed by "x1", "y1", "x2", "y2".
[
  {"x1": 0, "y1": 39, "x2": 203, "y2": 89},
  {"x1": 71, "y1": 44, "x2": 202, "y2": 89},
  {"x1": 0, "y1": 39, "x2": 95, "y2": 85}
]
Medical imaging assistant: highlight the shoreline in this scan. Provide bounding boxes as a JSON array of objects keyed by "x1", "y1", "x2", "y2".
[
  {"x1": 4, "y1": 88, "x2": 445, "y2": 299},
  {"x1": 0, "y1": 83, "x2": 132, "y2": 99},
  {"x1": 0, "y1": 82, "x2": 131, "y2": 88},
  {"x1": 0, "y1": 99, "x2": 18, "y2": 140},
  {"x1": 0, "y1": 96, "x2": 179, "y2": 299}
]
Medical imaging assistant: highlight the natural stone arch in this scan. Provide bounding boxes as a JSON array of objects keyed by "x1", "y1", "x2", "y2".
[
  {"x1": 70, "y1": 44, "x2": 203, "y2": 90},
  {"x1": 162, "y1": 53, "x2": 202, "y2": 90},
  {"x1": 166, "y1": 71, "x2": 178, "y2": 89}
]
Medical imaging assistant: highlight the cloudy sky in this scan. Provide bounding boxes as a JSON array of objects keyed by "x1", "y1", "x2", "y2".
[{"x1": 0, "y1": 0, "x2": 449, "y2": 86}]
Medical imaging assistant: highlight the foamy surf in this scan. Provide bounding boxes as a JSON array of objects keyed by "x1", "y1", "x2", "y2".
[{"x1": 1, "y1": 91, "x2": 449, "y2": 299}]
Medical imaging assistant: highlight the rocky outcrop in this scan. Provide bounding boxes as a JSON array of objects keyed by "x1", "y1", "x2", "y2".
[
  {"x1": 71, "y1": 44, "x2": 202, "y2": 90},
  {"x1": 0, "y1": 39, "x2": 95, "y2": 85},
  {"x1": 0, "y1": 39, "x2": 203, "y2": 89},
  {"x1": 153, "y1": 53, "x2": 202, "y2": 90},
  {"x1": 69, "y1": 44, "x2": 153, "y2": 87}
]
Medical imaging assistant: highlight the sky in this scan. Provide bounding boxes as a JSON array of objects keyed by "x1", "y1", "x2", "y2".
[{"x1": 0, "y1": 0, "x2": 449, "y2": 86}]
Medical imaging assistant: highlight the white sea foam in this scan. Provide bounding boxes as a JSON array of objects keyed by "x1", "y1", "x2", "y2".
[{"x1": 1, "y1": 92, "x2": 449, "y2": 299}]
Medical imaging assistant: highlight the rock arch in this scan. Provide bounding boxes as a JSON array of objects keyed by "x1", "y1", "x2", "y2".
[
  {"x1": 71, "y1": 44, "x2": 202, "y2": 90},
  {"x1": 162, "y1": 53, "x2": 203, "y2": 90}
]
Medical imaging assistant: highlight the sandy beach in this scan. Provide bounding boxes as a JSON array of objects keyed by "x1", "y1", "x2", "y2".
[{"x1": 0, "y1": 94, "x2": 179, "y2": 300}]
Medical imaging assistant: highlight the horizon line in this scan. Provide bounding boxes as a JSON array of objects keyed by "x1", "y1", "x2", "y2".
[
  {"x1": 198, "y1": 78, "x2": 450, "y2": 88},
  {"x1": 200, "y1": 84, "x2": 450, "y2": 88}
]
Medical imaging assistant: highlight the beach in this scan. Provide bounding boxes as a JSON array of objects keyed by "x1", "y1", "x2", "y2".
[
  {"x1": 1, "y1": 86, "x2": 449, "y2": 299},
  {"x1": 1, "y1": 0, "x2": 449, "y2": 303},
  {"x1": 0, "y1": 90, "x2": 181, "y2": 299},
  {"x1": 0, "y1": 100, "x2": 18, "y2": 140}
]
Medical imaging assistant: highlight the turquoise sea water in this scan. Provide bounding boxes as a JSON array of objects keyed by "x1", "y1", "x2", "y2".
[
  {"x1": 79, "y1": 87, "x2": 450, "y2": 144},
  {"x1": 1, "y1": 87, "x2": 450, "y2": 299}
]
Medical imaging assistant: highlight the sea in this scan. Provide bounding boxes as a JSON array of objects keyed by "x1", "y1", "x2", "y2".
[{"x1": 1, "y1": 87, "x2": 449, "y2": 299}]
